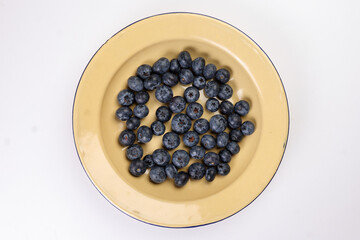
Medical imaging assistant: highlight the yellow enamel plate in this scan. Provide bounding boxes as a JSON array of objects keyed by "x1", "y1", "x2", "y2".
[{"x1": 73, "y1": 13, "x2": 289, "y2": 228}]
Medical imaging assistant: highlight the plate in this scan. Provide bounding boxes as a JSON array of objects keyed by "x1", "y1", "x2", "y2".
[{"x1": 73, "y1": 13, "x2": 289, "y2": 228}]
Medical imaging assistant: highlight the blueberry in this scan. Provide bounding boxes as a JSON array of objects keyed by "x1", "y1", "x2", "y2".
[
  {"x1": 206, "y1": 98, "x2": 219, "y2": 112},
  {"x1": 203, "y1": 64, "x2": 217, "y2": 80},
  {"x1": 152, "y1": 149, "x2": 171, "y2": 166},
  {"x1": 218, "y1": 84, "x2": 233, "y2": 100},
  {"x1": 188, "y1": 162, "x2": 206, "y2": 180},
  {"x1": 193, "y1": 118, "x2": 209, "y2": 135},
  {"x1": 201, "y1": 134, "x2": 216, "y2": 150},
  {"x1": 149, "y1": 166, "x2": 166, "y2": 184},
  {"x1": 205, "y1": 167, "x2": 216, "y2": 182},
  {"x1": 126, "y1": 117, "x2": 140, "y2": 130},
  {"x1": 179, "y1": 69, "x2": 194, "y2": 85},
  {"x1": 184, "y1": 86, "x2": 200, "y2": 103},
  {"x1": 127, "y1": 76, "x2": 143, "y2": 92},
  {"x1": 241, "y1": 121, "x2": 255, "y2": 135},
  {"x1": 136, "y1": 64, "x2": 152, "y2": 80},
  {"x1": 137, "y1": 126, "x2": 152, "y2": 143},
  {"x1": 117, "y1": 89, "x2": 135, "y2": 106},
  {"x1": 133, "y1": 104, "x2": 149, "y2": 119},
  {"x1": 178, "y1": 51, "x2": 192, "y2": 68},
  {"x1": 186, "y1": 102, "x2": 203, "y2": 120},
  {"x1": 228, "y1": 113, "x2": 242, "y2": 129},
  {"x1": 156, "y1": 106, "x2": 172, "y2": 122},
  {"x1": 174, "y1": 171, "x2": 189, "y2": 187},
  {"x1": 118, "y1": 129, "x2": 135, "y2": 146},
  {"x1": 152, "y1": 57, "x2": 170, "y2": 74},
  {"x1": 191, "y1": 57, "x2": 205, "y2": 76},
  {"x1": 219, "y1": 149, "x2": 232, "y2": 163},
  {"x1": 169, "y1": 59, "x2": 181, "y2": 73},
  {"x1": 162, "y1": 72, "x2": 179, "y2": 87},
  {"x1": 234, "y1": 100, "x2": 250, "y2": 116},
  {"x1": 115, "y1": 107, "x2": 132, "y2": 121},
  {"x1": 209, "y1": 115, "x2": 227, "y2": 133},
  {"x1": 219, "y1": 100, "x2": 234, "y2": 115},
  {"x1": 172, "y1": 150, "x2": 190, "y2": 168},
  {"x1": 151, "y1": 121, "x2": 166, "y2": 136},
  {"x1": 135, "y1": 91, "x2": 150, "y2": 104},
  {"x1": 215, "y1": 68, "x2": 230, "y2": 83},
  {"x1": 193, "y1": 76, "x2": 206, "y2": 89},
  {"x1": 169, "y1": 96, "x2": 186, "y2": 113},
  {"x1": 183, "y1": 131, "x2": 200, "y2": 147},
  {"x1": 126, "y1": 144, "x2": 143, "y2": 160},
  {"x1": 189, "y1": 146, "x2": 206, "y2": 160},
  {"x1": 203, "y1": 152, "x2": 220, "y2": 167},
  {"x1": 204, "y1": 80, "x2": 219, "y2": 98},
  {"x1": 229, "y1": 129, "x2": 243, "y2": 142},
  {"x1": 171, "y1": 113, "x2": 192, "y2": 134},
  {"x1": 143, "y1": 154, "x2": 154, "y2": 168},
  {"x1": 165, "y1": 164, "x2": 177, "y2": 179},
  {"x1": 155, "y1": 85, "x2": 173, "y2": 103},
  {"x1": 217, "y1": 163, "x2": 230, "y2": 176},
  {"x1": 162, "y1": 132, "x2": 180, "y2": 150},
  {"x1": 226, "y1": 141, "x2": 240, "y2": 155},
  {"x1": 129, "y1": 159, "x2": 147, "y2": 177},
  {"x1": 144, "y1": 74, "x2": 161, "y2": 91},
  {"x1": 216, "y1": 132, "x2": 229, "y2": 148}
]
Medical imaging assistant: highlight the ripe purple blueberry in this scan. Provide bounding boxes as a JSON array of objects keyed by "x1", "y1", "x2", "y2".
[
  {"x1": 126, "y1": 144, "x2": 143, "y2": 161},
  {"x1": 228, "y1": 113, "x2": 242, "y2": 129},
  {"x1": 178, "y1": 51, "x2": 192, "y2": 68},
  {"x1": 152, "y1": 149, "x2": 171, "y2": 166},
  {"x1": 162, "y1": 132, "x2": 180, "y2": 150},
  {"x1": 206, "y1": 98, "x2": 219, "y2": 112},
  {"x1": 144, "y1": 74, "x2": 161, "y2": 91},
  {"x1": 204, "y1": 80, "x2": 220, "y2": 98},
  {"x1": 191, "y1": 57, "x2": 205, "y2": 76},
  {"x1": 183, "y1": 131, "x2": 200, "y2": 147},
  {"x1": 126, "y1": 117, "x2": 140, "y2": 130},
  {"x1": 152, "y1": 57, "x2": 170, "y2": 74},
  {"x1": 188, "y1": 162, "x2": 206, "y2": 180},
  {"x1": 169, "y1": 96, "x2": 186, "y2": 113},
  {"x1": 174, "y1": 171, "x2": 189, "y2": 187},
  {"x1": 179, "y1": 69, "x2": 194, "y2": 85},
  {"x1": 135, "y1": 91, "x2": 150, "y2": 105},
  {"x1": 136, "y1": 64, "x2": 152, "y2": 80},
  {"x1": 234, "y1": 100, "x2": 250, "y2": 116},
  {"x1": 171, "y1": 113, "x2": 192, "y2": 134},
  {"x1": 117, "y1": 89, "x2": 135, "y2": 106},
  {"x1": 119, "y1": 129, "x2": 135, "y2": 146},
  {"x1": 215, "y1": 68, "x2": 230, "y2": 83},
  {"x1": 172, "y1": 150, "x2": 190, "y2": 168},
  {"x1": 127, "y1": 76, "x2": 143, "y2": 92},
  {"x1": 241, "y1": 121, "x2": 255, "y2": 135},
  {"x1": 219, "y1": 100, "x2": 234, "y2": 115},
  {"x1": 150, "y1": 166, "x2": 166, "y2": 183},
  {"x1": 203, "y1": 152, "x2": 220, "y2": 167},
  {"x1": 155, "y1": 85, "x2": 173, "y2": 103},
  {"x1": 203, "y1": 64, "x2": 217, "y2": 80},
  {"x1": 184, "y1": 86, "x2": 200, "y2": 103},
  {"x1": 137, "y1": 126, "x2": 152, "y2": 143},
  {"x1": 115, "y1": 107, "x2": 132, "y2": 121},
  {"x1": 129, "y1": 159, "x2": 147, "y2": 177},
  {"x1": 186, "y1": 102, "x2": 204, "y2": 120}
]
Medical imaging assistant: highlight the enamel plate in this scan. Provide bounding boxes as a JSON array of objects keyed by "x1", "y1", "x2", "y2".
[{"x1": 73, "y1": 13, "x2": 289, "y2": 227}]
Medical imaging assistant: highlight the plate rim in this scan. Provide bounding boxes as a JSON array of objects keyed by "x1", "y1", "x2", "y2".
[{"x1": 72, "y1": 11, "x2": 290, "y2": 228}]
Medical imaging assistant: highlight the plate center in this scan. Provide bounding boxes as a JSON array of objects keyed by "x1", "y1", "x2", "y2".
[{"x1": 100, "y1": 39, "x2": 261, "y2": 201}]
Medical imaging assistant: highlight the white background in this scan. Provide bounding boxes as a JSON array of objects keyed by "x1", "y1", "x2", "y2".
[{"x1": 1, "y1": 0, "x2": 360, "y2": 239}]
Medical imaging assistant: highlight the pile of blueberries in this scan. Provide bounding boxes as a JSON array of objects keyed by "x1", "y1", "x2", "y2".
[{"x1": 116, "y1": 51, "x2": 255, "y2": 187}]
